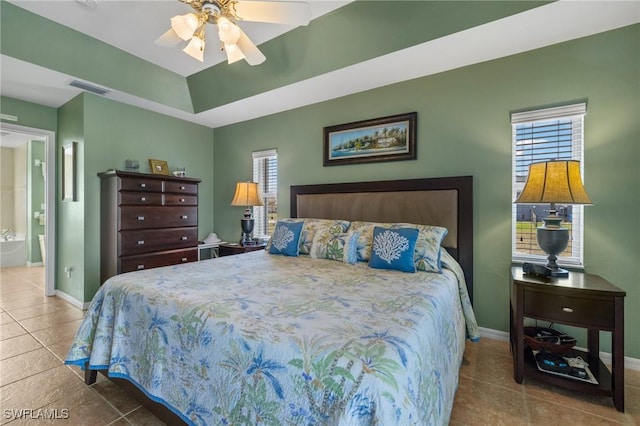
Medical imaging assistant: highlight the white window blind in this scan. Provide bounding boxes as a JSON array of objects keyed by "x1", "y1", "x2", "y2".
[
  {"x1": 511, "y1": 103, "x2": 586, "y2": 267},
  {"x1": 252, "y1": 149, "x2": 277, "y2": 238}
]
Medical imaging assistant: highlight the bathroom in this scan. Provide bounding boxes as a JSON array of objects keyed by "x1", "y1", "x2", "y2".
[{"x1": 0, "y1": 133, "x2": 46, "y2": 269}]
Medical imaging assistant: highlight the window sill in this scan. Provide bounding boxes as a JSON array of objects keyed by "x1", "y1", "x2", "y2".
[{"x1": 511, "y1": 256, "x2": 585, "y2": 272}]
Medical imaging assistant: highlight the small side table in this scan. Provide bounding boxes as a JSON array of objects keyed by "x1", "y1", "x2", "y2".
[
  {"x1": 510, "y1": 267, "x2": 626, "y2": 411},
  {"x1": 197, "y1": 242, "x2": 226, "y2": 261},
  {"x1": 219, "y1": 242, "x2": 267, "y2": 257}
]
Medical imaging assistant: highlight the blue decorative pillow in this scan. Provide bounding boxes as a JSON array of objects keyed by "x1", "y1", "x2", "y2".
[
  {"x1": 368, "y1": 227, "x2": 419, "y2": 273},
  {"x1": 268, "y1": 221, "x2": 304, "y2": 256}
]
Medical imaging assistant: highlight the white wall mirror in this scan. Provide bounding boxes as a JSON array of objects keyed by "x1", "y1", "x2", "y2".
[{"x1": 62, "y1": 142, "x2": 77, "y2": 202}]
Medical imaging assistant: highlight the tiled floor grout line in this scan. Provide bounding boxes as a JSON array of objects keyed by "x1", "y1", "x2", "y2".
[
  {"x1": 523, "y1": 388, "x2": 630, "y2": 425},
  {"x1": 1, "y1": 298, "x2": 135, "y2": 425}
]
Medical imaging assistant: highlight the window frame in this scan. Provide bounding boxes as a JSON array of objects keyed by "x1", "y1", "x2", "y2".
[
  {"x1": 511, "y1": 103, "x2": 587, "y2": 268},
  {"x1": 252, "y1": 149, "x2": 277, "y2": 238}
]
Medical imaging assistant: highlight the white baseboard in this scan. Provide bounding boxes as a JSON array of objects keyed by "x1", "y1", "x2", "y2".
[
  {"x1": 27, "y1": 261, "x2": 43, "y2": 267},
  {"x1": 55, "y1": 289, "x2": 91, "y2": 310},
  {"x1": 478, "y1": 327, "x2": 640, "y2": 372}
]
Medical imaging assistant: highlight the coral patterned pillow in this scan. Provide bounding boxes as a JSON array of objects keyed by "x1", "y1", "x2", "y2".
[
  {"x1": 368, "y1": 227, "x2": 419, "y2": 273},
  {"x1": 268, "y1": 221, "x2": 304, "y2": 256}
]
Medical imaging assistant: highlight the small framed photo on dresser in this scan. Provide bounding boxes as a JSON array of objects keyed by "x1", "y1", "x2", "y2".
[{"x1": 149, "y1": 159, "x2": 169, "y2": 175}]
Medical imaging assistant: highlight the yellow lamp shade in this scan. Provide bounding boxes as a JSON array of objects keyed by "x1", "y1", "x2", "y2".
[
  {"x1": 230, "y1": 182, "x2": 264, "y2": 207},
  {"x1": 515, "y1": 160, "x2": 592, "y2": 205}
]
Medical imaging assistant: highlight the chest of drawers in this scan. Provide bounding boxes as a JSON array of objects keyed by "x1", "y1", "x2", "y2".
[{"x1": 99, "y1": 170, "x2": 201, "y2": 283}]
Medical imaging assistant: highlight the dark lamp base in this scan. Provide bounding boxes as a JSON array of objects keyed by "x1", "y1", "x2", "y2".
[
  {"x1": 522, "y1": 262, "x2": 569, "y2": 278},
  {"x1": 240, "y1": 218, "x2": 254, "y2": 247}
]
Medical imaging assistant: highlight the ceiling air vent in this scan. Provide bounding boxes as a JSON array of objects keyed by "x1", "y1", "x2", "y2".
[{"x1": 68, "y1": 80, "x2": 110, "y2": 96}]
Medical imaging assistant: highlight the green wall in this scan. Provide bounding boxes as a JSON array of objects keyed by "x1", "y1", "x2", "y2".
[
  {"x1": 188, "y1": 0, "x2": 546, "y2": 112},
  {"x1": 74, "y1": 94, "x2": 214, "y2": 301},
  {"x1": 57, "y1": 95, "x2": 85, "y2": 301},
  {"x1": 1, "y1": 96, "x2": 57, "y2": 131},
  {"x1": 212, "y1": 25, "x2": 640, "y2": 358}
]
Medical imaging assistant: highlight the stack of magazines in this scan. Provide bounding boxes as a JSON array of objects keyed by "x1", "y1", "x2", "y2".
[{"x1": 533, "y1": 351, "x2": 598, "y2": 385}]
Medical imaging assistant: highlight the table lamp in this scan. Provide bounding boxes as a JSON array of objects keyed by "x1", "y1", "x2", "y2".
[
  {"x1": 230, "y1": 181, "x2": 264, "y2": 246},
  {"x1": 515, "y1": 160, "x2": 592, "y2": 277}
]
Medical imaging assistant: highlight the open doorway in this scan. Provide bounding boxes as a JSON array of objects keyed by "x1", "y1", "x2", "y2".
[{"x1": 0, "y1": 122, "x2": 55, "y2": 296}]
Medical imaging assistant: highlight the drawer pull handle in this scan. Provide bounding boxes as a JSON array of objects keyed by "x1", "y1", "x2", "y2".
[
  {"x1": 181, "y1": 236, "x2": 188, "y2": 241},
  {"x1": 180, "y1": 186, "x2": 185, "y2": 190},
  {"x1": 180, "y1": 198, "x2": 185, "y2": 203},
  {"x1": 181, "y1": 215, "x2": 188, "y2": 219},
  {"x1": 137, "y1": 265, "x2": 145, "y2": 270},
  {"x1": 562, "y1": 307, "x2": 574, "y2": 313},
  {"x1": 140, "y1": 197, "x2": 146, "y2": 202},
  {"x1": 140, "y1": 183, "x2": 146, "y2": 188},
  {"x1": 137, "y1": 216, "x2": 145, "y2": 221},
  {"x1": 181, "y1": 257, "x2": 188, "y2": 262},
  {"x1": 137, "y1": 240, "x2": 145, "y2": 245}
]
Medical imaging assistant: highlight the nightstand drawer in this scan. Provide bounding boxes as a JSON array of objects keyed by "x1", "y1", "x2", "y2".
[
  {"x1": 219, "y1": 243, "x2": 267, "y2": 256},
  {"x1": 524, "y1": 290, "x2": 614, "y2": 328}
]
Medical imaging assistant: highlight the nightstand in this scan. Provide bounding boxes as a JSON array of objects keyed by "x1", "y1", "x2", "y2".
[
  {"x1": 510, "y1": 267, "x2": 626, "y2": 411},
  {"x1": 197, "y1": 242, "x2": 226, "y2": 260},
  {"x1": 218, "y1": 242, "x2": 267, "y2": 257}
]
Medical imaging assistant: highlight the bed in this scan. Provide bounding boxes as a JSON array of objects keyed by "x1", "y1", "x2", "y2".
[{"x1": 66, "y1": 176, "x2": 478, "y2": 425}]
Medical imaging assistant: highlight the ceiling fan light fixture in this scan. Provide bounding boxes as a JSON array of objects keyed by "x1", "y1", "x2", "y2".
[
  {"x1": 159, "y1": 0, "x2": 311, "y2": 66},
  {"x1": 183, "y1": 33, "x2": 206, "y2": 62},
  {"x1": 224, "y1": 43, "x2": 245, "y2": 64},
  {"x1": 217, "y1": 17, "x2": 242, "y2": 45},
  {"x1": 171, "y1": 13, "x2": 200, "y2": 40}
]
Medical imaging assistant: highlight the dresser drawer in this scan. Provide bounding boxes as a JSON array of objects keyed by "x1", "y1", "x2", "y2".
[
  {"x1": 120, "y1": 178, "x2": 163, "y2": 193},
  {"x1": 120, "y1": 227, "x2": 198, "y2": 256},
  {"x1": 120, "y1": 206, "x2": 197, "y2": 230},
  {"x1": 165, "y1": 181, "x2": 198, "y2": 195},
  {"x1": 523, "y1": 290, "x2": 614, "y2": 329},
  {"x1": 119, "y1": 191, "x2": 163, "y2": 206},
  {"x1": 120, "y1": 248, "x2": 197, "y2": 273},
  {"x1": 164, "y1": 194, "x2": 198, "y2": 206}
]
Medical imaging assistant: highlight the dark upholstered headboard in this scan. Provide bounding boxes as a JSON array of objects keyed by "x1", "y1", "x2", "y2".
[{"x1": 290, "y1": 176, "x2": 474, "y2": 303}]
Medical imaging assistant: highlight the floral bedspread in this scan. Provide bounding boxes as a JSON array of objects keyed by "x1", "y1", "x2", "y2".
[{"x1": 66, "y1": 250, "x2": 478, "y2": 425}]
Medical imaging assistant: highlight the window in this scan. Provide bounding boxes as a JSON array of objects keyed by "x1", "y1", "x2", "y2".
[
  {"x1": 511, "y1": 103, "x2": 586, "y2": 267},
  {"x1": 252, "y1": 149, "x2": 277, "y2": 238}
]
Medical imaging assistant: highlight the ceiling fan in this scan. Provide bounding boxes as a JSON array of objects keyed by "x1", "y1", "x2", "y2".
[{"x1": 156, "y1": 0, "x2": 311, "y2": 65}]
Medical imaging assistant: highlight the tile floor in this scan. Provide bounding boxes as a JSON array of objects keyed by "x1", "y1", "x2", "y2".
[{"x1": 1, "y1": 265, "x2": 638, "y2": 425}]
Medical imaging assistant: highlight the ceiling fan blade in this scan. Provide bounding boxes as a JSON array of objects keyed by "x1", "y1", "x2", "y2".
[
  {"x1": 235, "y1": 29, "x2": 266, "y2": 65},
  {"x1": 155, "y1": 28, "x2": 183, "y2": 47},
  {"x1": 233, "y1": 1, "x2": 311, "y2": 26}
]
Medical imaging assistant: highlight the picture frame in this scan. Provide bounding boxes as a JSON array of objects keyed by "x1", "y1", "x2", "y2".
[
  {"x1": 323, "y1": 112, "x2": 417, "y2": 166},
  {"x1": 149, "y1": 159, "x2": 169, "y2": 175},
  {"x1": 61, "y1": 142, "x2": 77, "y2": 202}
]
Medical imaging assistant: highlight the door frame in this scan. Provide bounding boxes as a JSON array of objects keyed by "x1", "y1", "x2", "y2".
[{"x1": 1, "y1": 122, "x2": 56, "y2": 296}]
